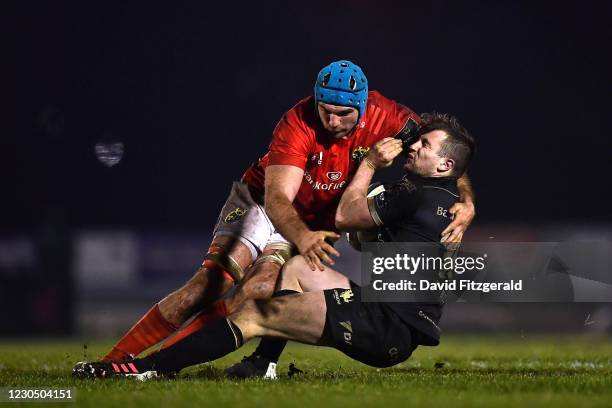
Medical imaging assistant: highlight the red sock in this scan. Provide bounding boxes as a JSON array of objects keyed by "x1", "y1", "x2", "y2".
[
  {"x1": 102, "y1": 245, "x2": 236, "y2": 362},
  {"x1": 160, "y1": 300, "x2": 228, "y2": 350},
  {"x1": 102, "y1": 304, "x2": 177, "y2": 362}
]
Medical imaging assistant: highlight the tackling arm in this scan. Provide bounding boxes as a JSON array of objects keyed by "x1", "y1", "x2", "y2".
[
  {"x1": 335, "y1": 160, "x2": 377, "y2": 232},
  {"x1": 336, "y1": 137, "x2": 403, "y2": 232},
  {"x1": 441, "y1": 173, "x2": 476, "y2": 243},
  {"x1": 264, "y1": 165, "x2": 310, "y2": 245},
  {"x1": 264, "y1": 165, "x2": 340, "y2": 271},
  {"x1": 457, "y1": 173, "x2": 475, "y2": 205}
]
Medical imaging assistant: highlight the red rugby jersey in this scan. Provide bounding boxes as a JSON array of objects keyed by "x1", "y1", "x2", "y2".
[{"x1": 242, "y1": 91, "x2": 420, "y2": 231}]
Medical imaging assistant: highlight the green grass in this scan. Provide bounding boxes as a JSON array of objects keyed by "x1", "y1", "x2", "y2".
[{"x1": 0, "y1": 336, "x2": 611, "y2": 407}]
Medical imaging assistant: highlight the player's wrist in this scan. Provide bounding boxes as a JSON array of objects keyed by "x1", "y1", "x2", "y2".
[{"x1": 363, "y1": 157, "x2": 378, "y2": 171}]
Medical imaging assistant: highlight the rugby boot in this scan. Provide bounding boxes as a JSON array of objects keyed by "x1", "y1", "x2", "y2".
[
  {"x1": 72, "y1": 360, "x2": 158, "y2": 381},
  {"x1": 224, "y1": 354, "x2": 277, "y2": 379}
]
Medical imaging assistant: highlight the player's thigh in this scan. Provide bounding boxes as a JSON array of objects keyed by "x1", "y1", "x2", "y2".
[
  {"x1": 225, "y1": 244, "x2": 292, "y2": 311},
  {"x1": 280, "y1": 255, "x2": 350, "y2": 292},
  {"x1": 214, "y1": 182, "x2": 278, "y2": 258},
  {"x1": 232, "y1": 291, "x2": 328, "y2": 345},
  {"x1": 323, "y1": 286, "x2": 417, "y2": 367}
]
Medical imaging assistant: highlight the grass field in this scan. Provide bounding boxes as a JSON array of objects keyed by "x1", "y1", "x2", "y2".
[{"x1": 0, "y1": 336, "x2": 611, "y2": 407}]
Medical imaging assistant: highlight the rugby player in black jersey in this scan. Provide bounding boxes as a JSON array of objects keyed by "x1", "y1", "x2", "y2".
[{"x1": 73, "y1": 112, "x2": 475, "y2": 379}]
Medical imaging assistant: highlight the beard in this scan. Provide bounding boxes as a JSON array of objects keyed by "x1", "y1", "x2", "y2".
[{"x1": 404, "y1": 160, "x2": 428, "y2": 177}]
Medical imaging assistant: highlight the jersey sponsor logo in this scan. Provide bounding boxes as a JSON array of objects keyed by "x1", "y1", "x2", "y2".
[
  {"x1": 351, "y1": 146, "x2": 370, "y2": 161},
  {"x1": 310, "y1": 152, "x2": 323, "y2": 165},
  {"x1": 332, "y1": 289, "x2": 354, "y2": 305},
  {"x1": 304, "y1": 171, "x2": 347, "y2": 191},
  {"x1": 340, "y1": 321, "x2": 353, "y2": 346},
  {"x1": 326, "y1": 171, "x2": 342, "y2": 181},
  {"x1": 437, "y1": 206, "x2": 449, "y2": 218},
  {"x1": 374, "y1": 192, "x2": 388, "y2": 211},
  {"x1": 339, "y1": 320, "x2": 353, "y2": 332},
  {"x1": 339, "y1": 289, "x2": 354, "y2": 303},
  {"x1": 399, "y1": 175, "x2": 418, "y2": 193},
  {"x1": 224, "y1": 207, "x2": 247, "y2": 223}
]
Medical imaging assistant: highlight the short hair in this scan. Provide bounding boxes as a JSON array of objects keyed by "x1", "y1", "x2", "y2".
[{"x1": 419, "y1": 112, "x2": 475, "y2": 176}]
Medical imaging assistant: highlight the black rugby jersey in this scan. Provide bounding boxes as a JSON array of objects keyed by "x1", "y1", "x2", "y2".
[{"x1": 367, "y1": 172, "x2": 459, "y2": 345}]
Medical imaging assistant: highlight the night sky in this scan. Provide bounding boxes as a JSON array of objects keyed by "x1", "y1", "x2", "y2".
[{"x1": 5, "y1": 1, "x2": 611, "y2": 231}]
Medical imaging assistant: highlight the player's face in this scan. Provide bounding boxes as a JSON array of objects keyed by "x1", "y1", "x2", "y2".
[
  {"x1": 404, "y1": 130, "x2": 449, "y2": 176},
  {"x1": 317, "y1": 102, "x2": 359, "y2": 139}
]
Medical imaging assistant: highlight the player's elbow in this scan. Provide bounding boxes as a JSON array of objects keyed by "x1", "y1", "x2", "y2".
[
  {"x1": 334, "y1": 215, "x2": 346, "y2": 231},
  {"x1": 335, "y1": 210, "x2": 355, "y2": 232}
]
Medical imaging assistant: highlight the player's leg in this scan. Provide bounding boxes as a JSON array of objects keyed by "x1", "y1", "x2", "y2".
[
  {"x1": 101, "y1": 181, "x2": 270, "y2": 362},
  {"x1": 157, "y1": 235, "x2": 251, "y2": 324},
  {"x1": 102, "y1": 234, "x2": 251, "y2": 362},
  {"x1": 74, "y1": 291, "x2": 330, "y2": 379},
  {"x1": 225, "y1": 242, "x2": 292, "y2": 311},
  {"x1": 232, "y1": 292, "x2": 330, "y2": 344},
  {"x1": 278, "y1": 255, "x2": 351, "y2": 293},
  {"x1": 225, "y1": 255, "x2": 349, "y2": 378},
  {"x1": 157, "y1": 242, "x2": 291, "y2": 350}
]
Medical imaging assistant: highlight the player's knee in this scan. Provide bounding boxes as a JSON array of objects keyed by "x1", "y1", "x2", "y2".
[
  {"x1": 240, "y1": 278, "x2": 274, "y2": 300},
  {"x1": 241, "y1": 263, "x2": 280, "y2": 299},
  {"x1": 229, "y1": 299, "x2": 269, "y2": 338},
  {"x1": 279, "y1": 255, "x2": 310, "y2": 291},
  {"x1": 282, "y1": 255, "x2": 308, "y2": 280}
]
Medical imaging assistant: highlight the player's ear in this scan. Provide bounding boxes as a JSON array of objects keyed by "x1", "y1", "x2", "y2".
[{"x1": 438, "y1": 158, "x2": 455, "y2": 173}]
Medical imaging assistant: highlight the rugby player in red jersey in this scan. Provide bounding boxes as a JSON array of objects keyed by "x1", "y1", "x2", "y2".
[{"x1": 93, "y1": 60, "x2": 475, "y2": 378}]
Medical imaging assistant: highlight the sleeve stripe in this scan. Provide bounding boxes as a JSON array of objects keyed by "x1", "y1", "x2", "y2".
[
  {"x1": 373, "y1": 111, "x2": 387, "y2": 135},
  {"x1": 370, "y1": 106, "x2": 382, "y2": 133},
  {"x1": 367, "y1": 196, "x2": 384, "y2": 227}
]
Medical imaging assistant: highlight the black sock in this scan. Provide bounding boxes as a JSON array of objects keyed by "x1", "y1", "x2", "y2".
[
  {"x1": 137, "y1": 318, "x2": 243, "y2": 374},
  {"x1": 253, "y1": 289, "x2": 298, "y2": 363}
]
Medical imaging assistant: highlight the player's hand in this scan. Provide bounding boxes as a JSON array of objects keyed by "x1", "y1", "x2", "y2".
[
  {"x1": 296, "y1": 230, "x2": 341, "y2": 271},
  {"x1": 440, "y1": 201, "x2": 475, "y2": 247},
  {"x1": 365, "y1": 137, "x2": 403, "y2": 169}
]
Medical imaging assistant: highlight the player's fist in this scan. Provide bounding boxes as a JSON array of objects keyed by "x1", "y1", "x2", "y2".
[
  {"x1": 366, "y1": 138, "x2": 403, "y2": 169},
  {"x1": 296, "y1": 230, "x2": 341, "y2": 271}
]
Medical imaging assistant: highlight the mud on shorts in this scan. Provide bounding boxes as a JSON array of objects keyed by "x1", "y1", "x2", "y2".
[
  {"x1": 213, "y1": 181, "x2": 292, "y2": 260},
  {"x1": 324, "y1": 283, "x2": 419, "y2": 368}
]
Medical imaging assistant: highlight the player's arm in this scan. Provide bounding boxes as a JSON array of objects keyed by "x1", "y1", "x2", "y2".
[
  {"x1": 335, "y1": 161, "x2": 376, "y2": 232},
  {"x1": 336, "y1": 138, "x2": 403, "y2": 231},
  {"x1": 441, "y1": 173, "x2": 476, "y2": 243},
  {"x1": 264, "y1": 165, "x2": 339, "y2": 271}
]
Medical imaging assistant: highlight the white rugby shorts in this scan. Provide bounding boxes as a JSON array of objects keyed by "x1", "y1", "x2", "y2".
[{"x1": 213, "y1": 182, "x2": 291, "y2": 260}]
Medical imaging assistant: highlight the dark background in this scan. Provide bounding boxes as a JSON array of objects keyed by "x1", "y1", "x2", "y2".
[
  {"x1": 4, "y1": 1, "x2": 611, "y2": 232},
  {"x1": 2, "y1": 1, "x2": 612, "y2": 337}
]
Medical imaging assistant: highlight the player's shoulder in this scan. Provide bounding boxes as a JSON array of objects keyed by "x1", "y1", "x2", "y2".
[
  {"x1": 382, "y1": 174, "x2": 424, "y2": 203},
  {"x1": 421, "y1": 176, "x2": 460, "y2": 199},
  {"x1": 287, "y1": 95, "x2": 314, "y2": 117},
  {"x1": 283, "y1": 95, "x2": 317, "y2": 127},
  {"x1": 395, "y1": 173, "x2": 425, "y2": 194},
  {"x1": 291, "y1": 95, "x2": 314, "y2": 111},
  {"x1": 367, "y1": 90, "x2": 388, "y2": 102},
  {"x1": 366, "y1": 90, "x2": 404, "y2": 111},
  {"x1": 364, "y1": 91, "x2": 417, "y2": 132}
]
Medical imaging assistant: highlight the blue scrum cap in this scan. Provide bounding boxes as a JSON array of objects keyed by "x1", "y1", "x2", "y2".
[{"x1": 314, "y1": 60, "x2": 368, "y2": 121}]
